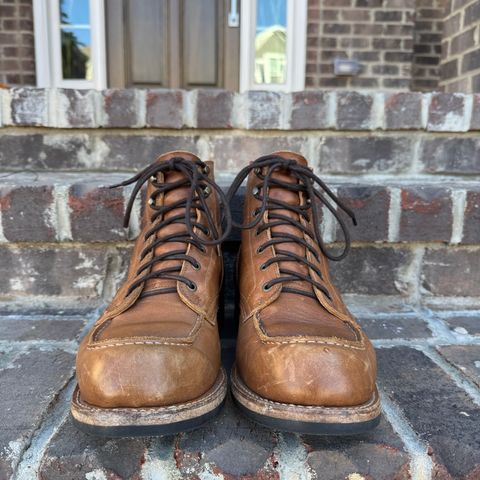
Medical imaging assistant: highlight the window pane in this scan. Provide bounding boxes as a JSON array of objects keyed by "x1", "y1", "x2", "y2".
[
  {"x1": 61, "y1": 28, "x2": 92, "y2": 80},
  {"x1": 255, "y1": 0, "x2": 287, "y2": 85},
  {"x1": 60, "y1": 0, "x2": 90, "y2": 26}
]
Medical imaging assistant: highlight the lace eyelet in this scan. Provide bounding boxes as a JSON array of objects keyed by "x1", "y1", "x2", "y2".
[
  {"x1": 252, "y1": 208, "x2": 260, "y2": 218},
  {"x1": 202, "y1": 186, "x2": 212, "y2": 197},
  {"x1": 202, "y1": 165, "x2": 210, "y2": 175},
  {"x1": 192, "y1": 262, "x2": 201, "y2": 271},
  {"x1": 255, "y1": 228, "x2": 261, "y2": 236},
  {"x1": 263, "y1": 283, "x2": 272, "y2": 292},
  {"x1": 148, "y1": 198, "x2": 155, "y2": 206},
  {"x1": 260, "y1": 263, "x2": 267, "y2": 271},
  {"x1": 149, "y1": 175, "x2": 156, "y2": 183},
  {"x1": 187, "y1": 282, "x2": 197, "y2": 292},
  {"x1": 252, "y1": 186, "x2": 260, "y2": 198},
  {"x1": 254, "y1": 167, "x2": 261, "y2": 176},
  {"x1": 256, "y1": 245, "x2": 264, "y2": 254}
]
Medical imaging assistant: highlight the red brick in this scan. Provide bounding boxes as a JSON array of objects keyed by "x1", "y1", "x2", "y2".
[
  {"x1": 421, "y1": 247, "x2": 480, "y2": 297},
  {"x1": 290, "y1": 91, "x2": 330, "y2": 129},
  {"x1": 463, "y1": 189, "x2": 480, "y2": 244},
  {"x1": 336, "y1": 91, "x2": 374, "y2": 130},
  {"x1": 146, "y1": 89, "x2": 184, "y2": 128},
  {"x1": 385, "y1": 92, "x2": 423, "y2": 129},
  {"x1": 196, "y1": 89, "x2": 234, "y2": 128},
  {"x1": 10, "y1": 87, "x2": 48, "y2": 126},
  {"x1": 428, "y1": 93, "x2": 467, "y2": 132},
  {"x1": 102, "y1": 89, "x2": 143, "y2": 128},
  {"x1": 68, "y1": 183, "x2": 127, "y2": 242},
  {"x1": 336, "y1": 185, "x2": 390, "y2": 242},
  {"x1": 399, "y1": 186, "x2": 452, "y2": 242},
  {"x1": 0, "y1": 184, "x2": 55, "y2": 241}
]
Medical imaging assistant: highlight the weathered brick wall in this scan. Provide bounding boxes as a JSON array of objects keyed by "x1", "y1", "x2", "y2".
[
  {"x1": 0, "y1": 0, "x2": 35, "y2": 86},
  {"x1": 306, "y1": 0, "x2": 416, "y2": 89},
  {"x1": 440, "y1": 0, "x2": 480, "y2": 92},
  {"x1": 0, "y1": 88, "x2": 479, "y2": 306},
  {"x1": 412, "y1": 0, "x2": 445, "y2": 91}
]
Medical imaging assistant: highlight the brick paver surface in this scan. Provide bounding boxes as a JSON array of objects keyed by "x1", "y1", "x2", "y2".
[{"x1": 1, "y1": 301, "x2": 479, "y2": 479}]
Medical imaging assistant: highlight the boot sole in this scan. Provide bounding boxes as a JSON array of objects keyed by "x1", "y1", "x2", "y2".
[
  {"x1": 71, "y1": 367, "x2": 227, "y2": 437},
  {"x1": 231, "y1": 365, "x2": 381, "y2": 435}
]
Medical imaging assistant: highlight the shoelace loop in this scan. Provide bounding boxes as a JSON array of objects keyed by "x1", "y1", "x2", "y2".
[
  {"x1": 226, "y1": 154, "x2": 357, "y2": 300},
  {"x1": 110, "y1": 157, "x2": 232, "y2": 297}
]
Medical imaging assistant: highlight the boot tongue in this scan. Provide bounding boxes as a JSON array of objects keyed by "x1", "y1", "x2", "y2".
[
  {"x1": 264, "y1": 152, "x2": 314, "y2": 297},
  {"x1": 143, "y1": 152, "x2": 201, "y2": 294}
]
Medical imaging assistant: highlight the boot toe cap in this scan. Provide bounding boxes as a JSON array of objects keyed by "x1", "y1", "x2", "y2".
[
  {"x1": 76, "y1": 337, "x2": 218, "y2": 408},
  {"x1": 237, "y1": 338, "x2": 377, "y2": 407}
]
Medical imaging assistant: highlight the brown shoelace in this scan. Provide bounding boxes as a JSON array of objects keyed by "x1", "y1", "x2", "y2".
[
  {"x1": 226, "y1": 154, "x2": 357, "y2": 300},
  {"x1": 111, "y1": 157, "x2": 232, "y2": 297}
]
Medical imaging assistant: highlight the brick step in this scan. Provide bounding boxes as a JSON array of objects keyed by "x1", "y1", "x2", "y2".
[
  {"x1": 0, "y1": 172, "x2": 478, "y2": 245},
  {"x1": 0, "y1": 173, "x2": 478, "y2": 304},
  {"x1": 1, "y1": 88, "x2": 480, "y2": 132},
  {"x1": 1, "y1": 130, "x2": 480, "y2": 176}
]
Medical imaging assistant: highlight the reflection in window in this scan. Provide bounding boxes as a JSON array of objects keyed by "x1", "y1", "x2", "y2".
[
  {"x1": 60, "y1": 0, "x2": 92, "y2": 80},
  {"x1": 254, "y1": 0, "x2": 287, "y2": 85}
]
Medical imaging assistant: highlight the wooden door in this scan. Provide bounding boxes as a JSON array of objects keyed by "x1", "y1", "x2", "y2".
[{"x1": 105, "y1": 0, "x2": 240, "y2": 90}]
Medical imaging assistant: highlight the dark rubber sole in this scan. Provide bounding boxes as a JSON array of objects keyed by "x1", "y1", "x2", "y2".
[
  {"x1": 71, "y1": 400, "x2": 225, "y2": 437},
  {"x1": 230, "y1": 365, "x2": 381, "y2": 436},
  {"x1": 71, "y1": 368, "x2": 227, "y2": 437}
]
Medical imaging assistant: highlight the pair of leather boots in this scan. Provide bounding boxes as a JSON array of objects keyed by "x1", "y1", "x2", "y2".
[{"x1": 71, "y1": 150, "x2": 381, "y2": 436}]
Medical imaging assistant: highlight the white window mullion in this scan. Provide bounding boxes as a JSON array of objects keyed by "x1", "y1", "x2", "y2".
[{"x1": 240, "y1": 0, "x2": 307, "y2": 92}]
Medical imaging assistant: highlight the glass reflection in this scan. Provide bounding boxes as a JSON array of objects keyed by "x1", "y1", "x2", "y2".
[
  {"x1": 60, "y1": 0, "x2": 92, "y2": 80},
  {"x1": 255, "y1": 0, "x2": 287, "y2": 85}
]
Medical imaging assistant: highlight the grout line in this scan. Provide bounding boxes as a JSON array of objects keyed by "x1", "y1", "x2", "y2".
[
  {"x1": 413, "y1": 306, "x2": 457, "y2": 342},
  {"x1": 14, "y1": 379, "x2": 76, "y2": 480},
  {"x1": 421, "y1": 347, "x2": 480, "y2": 407},
  {"x1": 450, "y1": 189, "x2": 467, "y2": 244},
  {"x1": 0, "y1": 340, "x2": 78, "y2": 354},
  {"x1": 327, "y1": 91, "x2": 337, "y2": 129},
  {"x1": 388, "y1": 187, "x2": 401, "y2": 242},
  {"x1": 0, "y1": 209, "x2": 7, "y2": 243},
  {"x1": 379, "y1": 389, "x2": 433, "y2": 480},
  {"x1": 100, "y1": 246, "x2": 125, "y2": 302},
  {"x1": 275, "y1": 433, "x2": 312, "y2": 480},
  {"x1": 53, "y1": 185, "x2": 73, "y2": 241}
]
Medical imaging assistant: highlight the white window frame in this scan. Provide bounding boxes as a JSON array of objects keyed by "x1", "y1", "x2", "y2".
[
  {"x1": 33, "y1": 0, "x2": 106, "y2": 89},
  {"x1": 240, "y1": 0, "x2": 307, "y2": 92}
]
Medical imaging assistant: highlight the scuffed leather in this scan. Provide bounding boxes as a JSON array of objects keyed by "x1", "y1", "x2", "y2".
[
  {"x1": 236, "y1": 151, "x2": 377, "y2": 407},
  {"x1": 76, "y1": 152, "x2": 222, "y2": 408}
]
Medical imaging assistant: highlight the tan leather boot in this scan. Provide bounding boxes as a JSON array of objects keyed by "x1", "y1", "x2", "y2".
[
  {"x1": 228, "y1": 152, "x2": 381, "y2": 434},
  {"x1": 71, "y1": 152, "x2": 230, "y2": 436}
]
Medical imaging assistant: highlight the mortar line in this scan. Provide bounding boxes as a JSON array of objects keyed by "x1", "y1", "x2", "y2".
[
  {"x1": 387, "y1": 187, "x2": 401, "y2": 242},
  {"x1": 274, "y1": 433, "x2": 312, "y2": 480},
  {"x1": 379, "y1": 389, "x2": 433, "y2": 480},
  {"x1": 53, "y1": 185, "x2": 73, "y2": 241},
  {"x1": 450, "y1": 189, "x2": 466, "y2": 244},
  {"x1": 0, "y1": 340, "x2": 78, "y2": 353},
  {"x1": 14, "y1": 378, "x2": 76, "y2": 480},
  {"x1": 421, "y1": 346, "x2": 480, "y2": 407},
  {"x1": 0, "y1": 209, "x2": 7, "y2": 242},
  {"x1": 100, "y1": 245, "x2": 124, "y2": 302}
]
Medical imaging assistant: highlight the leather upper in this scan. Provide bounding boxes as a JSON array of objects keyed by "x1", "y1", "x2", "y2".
[
  {"x1": 236, "y1": 151, "x2": 377, "y2": 407},
  {"x1": 76, "y1": 152, "x2": 222, "y2": 408}
]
